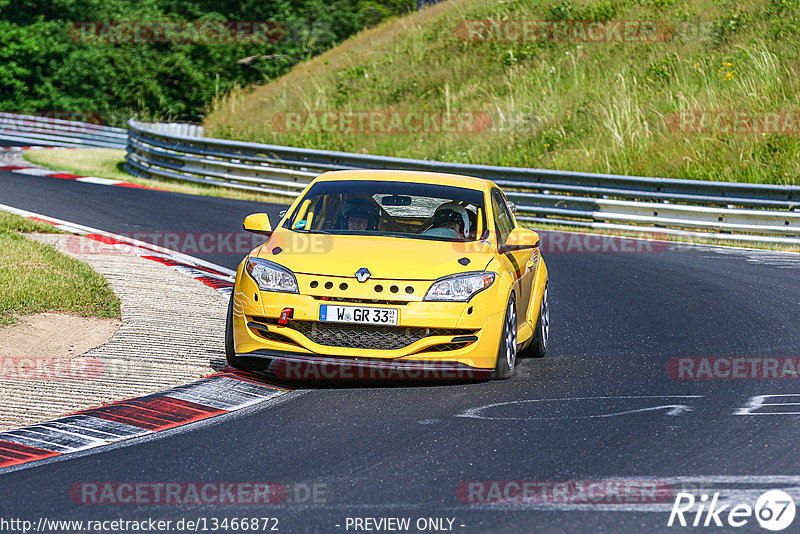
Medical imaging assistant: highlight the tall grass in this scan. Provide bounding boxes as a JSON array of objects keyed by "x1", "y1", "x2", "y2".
[{"x1": 205, "y1": 0, "x2": 800, "y2": 185}]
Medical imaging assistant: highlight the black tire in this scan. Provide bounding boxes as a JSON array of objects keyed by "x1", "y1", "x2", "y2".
[
  {"x1": 491, "y1": 293, "x2": 517, "y2": 380},
  {"x1": 524, "y1": 284, "x2": 549, "y2": 359},
  {"x1": 225, "y1": 292, "x2": 264, "y2": 371},
  {"x1": 225, "y1": 293, "x2": 269, "y2": 371},
  {"x1": 225, "y1": 292, "x2": 239, "y2": 368}
]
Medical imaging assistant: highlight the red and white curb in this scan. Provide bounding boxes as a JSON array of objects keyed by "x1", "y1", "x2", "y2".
[
  {"x1": 0, "y1": 146, "x2": 165, "y2": 190},
  {"x1": 0, "y1": 203, "x2": 236, "y2": 296},
  {"x1": 0, "y1": 369, "x2": 291, "y2": 470},
  {"x1": 0, "y1": 146, "x2": 73, "y2": 151}
]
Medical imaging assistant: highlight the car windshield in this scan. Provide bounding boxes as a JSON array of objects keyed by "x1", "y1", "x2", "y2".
[{"x1": 283, "y1": 180, "x2": 488, "y2": 242}]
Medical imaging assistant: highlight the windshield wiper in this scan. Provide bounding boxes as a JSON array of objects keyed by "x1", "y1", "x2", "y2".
[
  {"x1": 377, "y1": 232, "x2": 417, "y2": 239},
  {"x1": 378, "y1": 232, "x2": 465, "y2": 242},
  {"x1": 292, "y1": 228, "x2": 332, "y2": 234}
]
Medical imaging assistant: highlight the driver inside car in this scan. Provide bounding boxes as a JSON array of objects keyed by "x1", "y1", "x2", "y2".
[
  {"x1": 423, "y1": 202, "x2": 471, "y2": 239},
  {"x1": 339, "y1": 198, "x2": 379, "y2": 231}
]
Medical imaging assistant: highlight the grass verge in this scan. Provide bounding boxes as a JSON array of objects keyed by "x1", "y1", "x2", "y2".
[
  {"x1": 0, "y1": 211, "x2": 120, "y2": 326},
  {"x1": 22, "y1": 148, "x2": 293, "y2": 205}
]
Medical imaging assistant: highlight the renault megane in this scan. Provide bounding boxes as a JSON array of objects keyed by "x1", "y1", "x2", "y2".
[{"x1": 225, "y1": 169, "x2": 549, "y2": 379}]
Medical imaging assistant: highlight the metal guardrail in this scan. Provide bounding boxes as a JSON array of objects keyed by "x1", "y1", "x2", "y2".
[
  {"x1": 0, "y1": 113, "x2": 127, "y2": 149},
  {"x1": 126, "y1": 120, "x2": 800, "y2": 245},
  {"x1": 138, "y1": 122, "x2": 205, "y2": 138},
  {"x1": 3, "y1": 111, "x2": 795, "y2": 245}
]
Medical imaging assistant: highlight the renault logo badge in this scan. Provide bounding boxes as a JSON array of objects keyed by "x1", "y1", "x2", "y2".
[{"x1": 355, "y1": 268, "x2": 371, "y2": 283}]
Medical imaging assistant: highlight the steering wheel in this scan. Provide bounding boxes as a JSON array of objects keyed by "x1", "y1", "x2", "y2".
[{"x1": 421, "y1": 227, "x2": 462, "y2": 239}]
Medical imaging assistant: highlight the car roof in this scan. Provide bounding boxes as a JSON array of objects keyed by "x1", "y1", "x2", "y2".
[{"x1": 314, "y1": 169, "x2": 495, "y2": 191}]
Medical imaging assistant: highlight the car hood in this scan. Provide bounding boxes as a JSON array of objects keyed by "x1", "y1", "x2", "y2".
[{"x1": 256, "y1": 231, "x2": 492, "y2": 280}]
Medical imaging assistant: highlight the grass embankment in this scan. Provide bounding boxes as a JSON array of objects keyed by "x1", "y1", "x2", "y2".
[
  {"x1": 205, "y1": 0, "x2": 800, "y2": 186},
  {"x1": 0, "y1": 211, "x2": 120, "y2": 326},
  {"x1": 22, "y1": 149, "x2": 293, "y2": 205}
]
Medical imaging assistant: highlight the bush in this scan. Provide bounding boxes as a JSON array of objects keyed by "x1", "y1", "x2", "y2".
[{"x1": 0, "y1": 0, "x2": 415, "y2": 123}]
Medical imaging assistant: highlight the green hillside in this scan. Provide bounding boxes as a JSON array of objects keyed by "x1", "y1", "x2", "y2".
[{"x1": 205, "y1": 0, "x2": 800, "y2": 185}]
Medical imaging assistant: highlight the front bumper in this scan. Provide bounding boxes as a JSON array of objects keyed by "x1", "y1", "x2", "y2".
[
  {"x1": 231, "y1": 266, "x2": 508, "y2": 371},
  {"x1": 236, "y1": 349, "x2": 493, "y2": 380}
]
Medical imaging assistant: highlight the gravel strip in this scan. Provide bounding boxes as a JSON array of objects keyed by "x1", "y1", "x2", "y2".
[
  {"x1": 0, "y1": 147, "x2": 50, "y2": 169},
  {"x1": 0, "y1": 234, "x2": 228, "y2": 430}
]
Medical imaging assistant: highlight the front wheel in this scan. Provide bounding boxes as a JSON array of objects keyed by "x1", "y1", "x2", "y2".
[
  {"x1": 225, "y1": 292, "x2": 263, "y2": 371},
  {"x1": 523, "y1": 284, "x2": 549, "y2": 358},
  {"x1": 225, "y1": 292, "x2": 239, "y2": 368},
  {"x1": 491, "y1": 294, "x2": 517, "y2": 380}
]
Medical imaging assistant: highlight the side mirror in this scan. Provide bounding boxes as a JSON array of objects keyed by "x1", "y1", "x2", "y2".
[
  {"x1": 498, "y1": 228, "x2": 539, "y2": 254},
  {"x1": 243, "y1": 213, "x2": 273, "y2": 237}
]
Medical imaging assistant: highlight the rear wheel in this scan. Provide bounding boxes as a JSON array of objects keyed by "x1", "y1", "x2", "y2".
[{"x1": 491, "y1": 294, "x2": 517, "y2": 380}]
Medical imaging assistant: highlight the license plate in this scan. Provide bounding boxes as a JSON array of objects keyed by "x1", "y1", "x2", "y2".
[{"x1": 319, "y1": 304, "x2": 398, "y2": 326}]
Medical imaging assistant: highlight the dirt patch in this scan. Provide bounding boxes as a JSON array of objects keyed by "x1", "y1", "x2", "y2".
[{"x1": 0, "y1": 312, "x2": 120, "y2": 361}]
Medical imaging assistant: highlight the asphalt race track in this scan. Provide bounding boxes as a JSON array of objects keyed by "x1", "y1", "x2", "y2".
[
  {"x1": 0, "y1": 141, "x2": 38, "y2": 147},
  {"x1": 2, "y1": 170, "x2": 800, "y2": 533},
  {"x1": 0, "y1": 167, "x2": 284, "y2": 269}
]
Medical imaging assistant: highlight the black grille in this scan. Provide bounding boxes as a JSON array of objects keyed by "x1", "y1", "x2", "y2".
[
  {"x1": 312, "y1": 296, "x2": 409, "y2": 306},
  {"x1": 247, "y1": 322, "x2": 300, "y2": 347},
  {"x1": 257, "y1": 330, "x2": 298, "y2": 345},
  {"x1": 414, "y1": 342, "x2": 472, "y2": 353},
  {"x1": 286, "y1": 320, "x2": 474, "y2": 350}
]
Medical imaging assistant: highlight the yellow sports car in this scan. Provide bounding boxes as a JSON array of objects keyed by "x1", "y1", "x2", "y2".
[{"x1": 225, "y1": 170, "x2": 549, "y2": 379}]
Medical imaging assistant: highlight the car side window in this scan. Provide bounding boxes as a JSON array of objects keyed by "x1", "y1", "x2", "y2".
[{"x1": 491, "y1": 189, "x2": 514, "y2": 245}]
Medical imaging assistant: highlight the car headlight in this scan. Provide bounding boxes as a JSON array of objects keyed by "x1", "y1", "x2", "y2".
[
  {"x1": 424, "y1": 272, "x2": 495, "y2": 302},
  {"x1": 245, "y1": 258, "x2": 299, "y2": 293}
]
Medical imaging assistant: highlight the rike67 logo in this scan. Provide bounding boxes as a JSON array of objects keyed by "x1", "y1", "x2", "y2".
[{"x1": 668, "y1": 490, "x2": 796, "y2": 531}]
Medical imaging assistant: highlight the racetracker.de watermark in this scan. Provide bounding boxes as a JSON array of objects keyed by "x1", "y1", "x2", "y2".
[
  {"x1": 0, "y1": 111, "x2": 108, "y2": 133},
  {"x1": 0, "y1": 356, "x2": 189, "y2": 382},
  {"x1": 539, "y1": 231, "x2": 669, "y2": 253},
  {"x1": 271, "y1": 360, "x2": 490, "y2": 381},
  {"x1": 0, "y1": 357, "x2": 103, "y2": 380},
  {"x1": 456, "y1": 19, "x2": 716, "y2": 43},
  {"x1": 457, "y1": 19, "x2": 673, "y2": 43},
  {"x1": 272, "y1": 111, "x2": 493, "y2": 134},
  {"x1": 67, "y1": 232, "x2": 307, "y2": 256},
  {"x1": 668, "y1": 111, "x2": 800, "y2": 134},
  {"x1": 456, "y1": 480, "x2": 675, "y2": 504},
  {"x1": 667, "y1": 357, "x2": 800, "y2": 379},
  {"x1": 69, "y1": 482, "x2": 327, "y2": 505},
  {"x1": 450, "y1": 231, "x2": 669, "y2": 255},
  {"x1": 69, "y1": 21, "x2": 286, "y2": 44}
]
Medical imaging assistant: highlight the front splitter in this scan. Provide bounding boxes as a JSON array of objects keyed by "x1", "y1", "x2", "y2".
[{"x1": 238, "y1": 349, "x2": 492, "y2": 380}]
